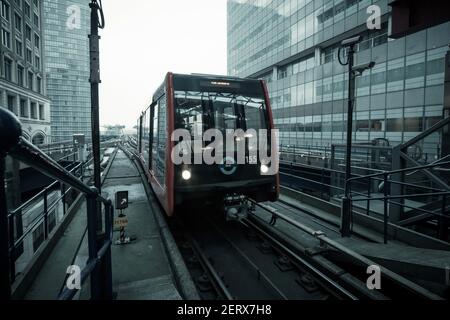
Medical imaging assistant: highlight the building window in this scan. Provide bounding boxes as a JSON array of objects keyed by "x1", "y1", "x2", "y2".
[
  {"x1": 1, "y1": 28, "x2": 11, "y2": 48},
  {"x1": 36, "y1": 76, "x2": 41, "y2": 93},
  {"x1": 33, "y1": 12, "x2": 38, "y2": 28},
  {"x1": 15, "y1": 39, "x2": 22, "y2": 56},
  {"x1": 321, "y1": 45, "x2": 339, "y2": 64},
  {"x1": 278, "y1": 66, "x2": 289, "y2": 80},
  {"x1": 3, "y1": 57, "x2": 12, "y2": 81},
  {"x1": 1, "y1": 0, "x2": 10, "y2": 21},
  {"x1": 14, "y1": 12, "x2": 21, "y2": 32},
  {"x1": 32, "y1": 133, "x2": 45, "y2": 145},
  {"x1": 24, "y1": 1, "x2": 29, "y2": 17},
  {"x1": 30, "y1": 101, "x2": 36, "y2": 118},
  {"x1": 386, "y1": 118, "x2": 403, "y2": 132},
  {"x1": 15, "y1": 0, "x2": 21, "y2": 9},
  {"x1": 20, "y1": 99, "x2": 27, "y2": 117},
  {"x1": 28, "y1": 71, "x2": 33, "y2": 90},
  {"x1": 26, "y1": 47, "x2": 32, "y2": 63},
  {"x1": 17, "y1": 65, "x2": 24, "y2": 85},
  {"x1": 34, "y1": 55, "x2": 39, "y2": 68},
  {"x1": 25, "y1": 24, "x2": 31, "y2": 41},
  {"x1": 38, "y1": 104, "x2": 44, "y2": 120},
  {"x1": 7, "y1": 95, "x2": 16, "y2": 114},
  {"x1": 34, "y1": 33, "x2": 39, "y2": 48}
]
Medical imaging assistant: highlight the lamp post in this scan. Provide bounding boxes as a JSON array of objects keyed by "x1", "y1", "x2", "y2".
[{"x1": 339, "y1": 36, "x2": 375, "y2": 237}]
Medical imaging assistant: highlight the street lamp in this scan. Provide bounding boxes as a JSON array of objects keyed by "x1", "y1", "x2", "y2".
[{"x1": 338, "y1": 36, "x2": 376, "y2": 237}]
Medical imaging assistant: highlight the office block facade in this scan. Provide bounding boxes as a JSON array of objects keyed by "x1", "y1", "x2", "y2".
[
  {"x1": 42, "y1": 0, "x2": 90, "y2": 142},
  {"x1": 1, "y1": 0, "x2": 50, "y2": 145},
  {"x1": 228, "y1": 0, "x2": 450, "y2": 155}
]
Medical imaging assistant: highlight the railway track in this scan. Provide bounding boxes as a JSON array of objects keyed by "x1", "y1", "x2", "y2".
[
  {"x1": 170, "y1": 208, "x2": 357, "y2": 300},
  {"x1": 249, "y1": 199, "x2": 444, "y2": 300}
]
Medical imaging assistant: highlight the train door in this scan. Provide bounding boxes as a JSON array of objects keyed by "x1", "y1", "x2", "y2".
[
  {"x1": 149, "y1": 103, "x2": 156, "y2": 172},
  {"x1": 149, "y1": 95, "x2": 167, "y2": 189},
  {"x1": 138, "y1": 116, "x2": 143, "y2": 153}
]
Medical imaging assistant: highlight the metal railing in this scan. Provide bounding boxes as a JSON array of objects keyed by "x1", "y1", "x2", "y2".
[
  {"x1": 0, "y1": 108, "x2": 113, "y2": 300},
  {"x1": 345, "y1": 161, "x2": 450, "y2": 244},
  {"x1": 7, "y1": 160, "x2": 90, "y2": 284}
]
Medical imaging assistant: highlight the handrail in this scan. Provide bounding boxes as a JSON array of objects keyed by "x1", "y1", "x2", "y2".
[
  {"x1": 10, "y1": 137, "x2": 109, "y2": 205},
  {"x1": 347, "y1": 161, "x2": 450, "y2": 184},
  {"x1": 344, "y1": 158, "x2": 450, "y2": 244},
  {"x1": 281, "y1": 161, "x2": 447, "y2": 193},
  {"x1": 399, "y1": 117, "x2": 450, "y2": 151},
  {"x1": 9, "y1": 161, "x2": 84, "y2": 216},
  {"x1": 0, "y1": 108, "x2": 113, "y2": 300}
]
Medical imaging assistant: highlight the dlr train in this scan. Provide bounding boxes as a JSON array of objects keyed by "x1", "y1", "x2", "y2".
[{"x1": 136, "y1": 73, "x2": 279, "y2": 217}]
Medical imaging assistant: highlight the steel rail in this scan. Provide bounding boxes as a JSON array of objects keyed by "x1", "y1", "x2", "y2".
[
  {"x1": 187, "y1": 234, "x2": 234, "y2": 300},
  {"x1": 249, "y1": 199, "x2": 444, "y2": 300},
  {"x1": 241, "y1": 217, "x2": 358, "y2": 300}
]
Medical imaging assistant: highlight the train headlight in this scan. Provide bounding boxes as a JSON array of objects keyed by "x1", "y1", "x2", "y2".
[
  {"x1": 261, "y1": 165, "x2": 269, "y2": 174},
  {"x1": 182, "y1": 170, "x2": 192, "y2": 181}
]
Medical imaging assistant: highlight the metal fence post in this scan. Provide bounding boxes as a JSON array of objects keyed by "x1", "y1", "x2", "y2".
[
  {"x1": 0, "y1": 108, "x2": 22, "y2": 300},
  {"x1": 438, "y1": 194, "x2": 448, "y2": 241},
  {"x1": 366, "y1": 177, "x2": 371, "y2": 216},
  {"x1": 86, "y1": 187, "x2": 101, "y2": 300},
  {"x1": 383, "y1": 172, "x2": 389, "y2": 244},
  {"x1": 61, "y1": 183, "x2": 66, "y2": 216},
  {"x1": 43, "y1": 188, "x2": 49, "y2": 239},
  {"x1": 341, "y1": 175, "x2": 352, "y2": 238},
  {"x1": 8, "y1": 210, "x2": 16, "y2": 284},
  {"x1": 99, "y1": 200, "x2": 113, "y2": 300},
  {"x1": 0, "y1": 153, "x2": 12, "y2": 300}
]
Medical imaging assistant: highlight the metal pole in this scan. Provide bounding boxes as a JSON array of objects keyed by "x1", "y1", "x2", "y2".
[
  {"x1": 438, "y1": 195, "x2": 448, "y2": 241},
  {"x1": 0, "y1": 153, "x2": 12, "y2": 300},
  {"x1": 86, "y1": 188, "x2": 101, "y2": 300},
  {"x1": 89, "y1": 1, "x2": 106, "y2": 236},
  {"x1": 345, "y1": 43, "x2": 356, "y2": 195},
  {"x1": 89, "y1": 0, "x2": 102, "y2": 195},
  {"x1": 43, "y1": 188, "x2": 49, "y2": 239},
  {"x1": 99, "y1": 201, "x2": 113, "y2": 300},
  {"x1": 341, "y1": 44, "x2": 356, "y2": 237},
  {"x1": 383, "y1": 173, "x2": 389, "y2": 244},
  {"x1": 0, "y1": 108, "x2": 22, "y2": 300},
  {"x1": 8, "y1": 210, "x2": 16, "y2": 284}
]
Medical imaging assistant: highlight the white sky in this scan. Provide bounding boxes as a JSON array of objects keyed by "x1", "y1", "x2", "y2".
[{"x1": 99, "y1": 0, "x2": 228, "y2": 129}]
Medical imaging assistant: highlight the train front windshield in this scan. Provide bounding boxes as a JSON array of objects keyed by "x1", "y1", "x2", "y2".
[{"x1": 174, "y1": 91, "x2": 268, "y2": 136}]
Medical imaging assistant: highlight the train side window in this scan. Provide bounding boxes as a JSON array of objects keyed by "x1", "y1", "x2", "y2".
[
  {"x1": 143, "y1": 110, "x2": 150, "y2": 166},
  {"x1": 152, "y1": 103, "x2": 159, "y2": 172},
  {"x1": 155, "y1": 95, "x2": 167, "y2": 187}
]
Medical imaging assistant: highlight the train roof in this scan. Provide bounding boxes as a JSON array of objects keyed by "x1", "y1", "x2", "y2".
[
  {"x1": 150, "y1": 72, "x2": 266, "y2": 103},
  {"x1": 171, "y1": 73, "x2": 265, "y2": 98}
]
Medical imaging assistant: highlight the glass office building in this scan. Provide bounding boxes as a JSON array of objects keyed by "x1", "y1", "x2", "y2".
[
  {"x1": 228, "y1": 0, "x2": 450, "y2": 152},
  {"x1": 43, "y1": 0, "x2": 91, "y2": 142}
]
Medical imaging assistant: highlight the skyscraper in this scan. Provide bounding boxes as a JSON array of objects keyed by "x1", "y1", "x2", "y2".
[
  {"x1": 1, "y1": 0, "x2": 51, "y2": 145},
  {"x1": 42, "y1": 0, "x2": 91, "y2": 142},
  {"x1": 227, "y1": 0, "x2": 450, "y2": 159}
]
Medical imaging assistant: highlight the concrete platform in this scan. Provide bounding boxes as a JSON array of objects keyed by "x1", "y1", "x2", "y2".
[
  {"x1": 333, "y1": 237, "x2": 450, "y2": 286},
  {"x1": 259, "y1": 193, "x2": 450, "y2": 292},
  {"x1": 23, "y1": 150, "x2": 194, "y2": 300},
  {"x1": 96, "y1": 151, "x2": 183, "y2": 300}
]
